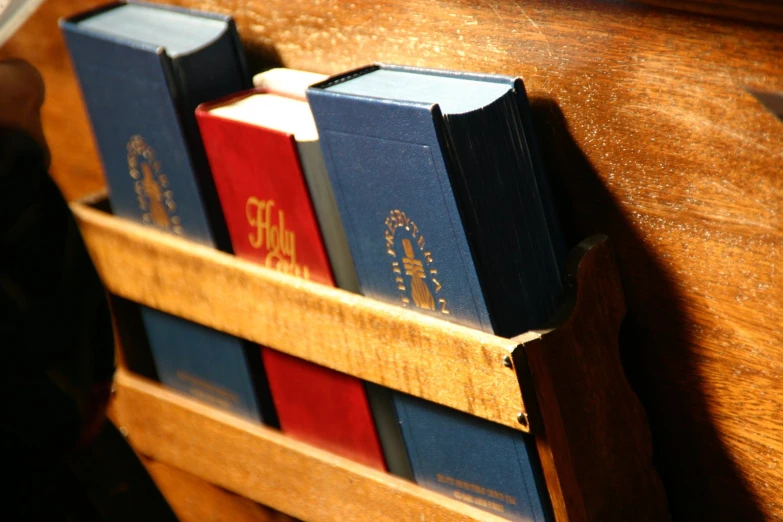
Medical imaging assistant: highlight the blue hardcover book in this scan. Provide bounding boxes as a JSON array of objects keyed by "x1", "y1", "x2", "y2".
[
  {"x1": 61, "y1": 2, "x2": 274, "y2": 423},
  {"x1": 308, "y1": 64, "x2": 564, "y2": 521}
]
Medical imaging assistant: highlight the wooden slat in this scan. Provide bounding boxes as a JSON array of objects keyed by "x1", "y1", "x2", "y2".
[
  {"x1": 112, "y1": 369, "x2": 511, "y2": 522},
  {"x1": 71, "y1": 201, "x2": 531, "y2": 433},
  {"x1": 138, "y1": 456, "x2": 298, "y2": 522}
]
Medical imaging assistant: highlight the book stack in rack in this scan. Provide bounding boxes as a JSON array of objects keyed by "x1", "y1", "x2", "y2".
[
  {"x1": 63, "y1": 3, "x2": 567, "y2": 520},
  {"x1": 195, "y1": 85, "x2": 388, "y2": 471},
  {"x1": 61, "y1": 1, "x2": 277, "y2": 425},
  {"x1": 306, "y1": 64, "x2": 564, "y2": 522}
]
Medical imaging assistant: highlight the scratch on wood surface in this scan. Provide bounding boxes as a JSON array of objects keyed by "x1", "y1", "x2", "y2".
[
  {"x1": 518, "y1": 5, "x2": 541, "y2": 30},
  {"x1": 517, "y1": 4, "x2": 552, "y2": 57},
  {"x1": 690, "y1": 114, "x2": 779, "y2": 157},
  {"x1": 624, "y1": 102, "x2": 780, "y2": 157},
  {"x1": 486, "y1": 0, "x2": 501, "y2": 21}
]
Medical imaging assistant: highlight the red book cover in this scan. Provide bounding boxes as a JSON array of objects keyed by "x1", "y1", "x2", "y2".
[{"x1": 196, "y1": 90, "x2": 386, "y2": 470}]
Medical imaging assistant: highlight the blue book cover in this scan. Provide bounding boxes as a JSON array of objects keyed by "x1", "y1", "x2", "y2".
[
  {"x1": 308, "y1": 64, "x2": 563, "y2": 521},
  {"x1": 61, "y1": 2, "x2": 273, "y2": 423}
]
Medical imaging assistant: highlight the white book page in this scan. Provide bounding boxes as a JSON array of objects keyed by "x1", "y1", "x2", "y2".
[
  {"x1": 253, "y1": 68, "x2": 327, "y2": 100},
  {"x1": 209, "y1": 93, "x2": 319, "y2": 141}
]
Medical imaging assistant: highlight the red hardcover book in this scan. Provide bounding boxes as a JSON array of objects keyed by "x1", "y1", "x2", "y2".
[{"x1": 196, "y1": 89, "x2": 386, "y2": 470}]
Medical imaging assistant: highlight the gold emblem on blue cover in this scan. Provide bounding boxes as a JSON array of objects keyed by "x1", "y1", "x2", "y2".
[
  {"x1": 385, "y1": 210, "x2": 448, "y2": 314},
  {"x1": 127, "y1": 135, "x2": 182, "y2": 235}
]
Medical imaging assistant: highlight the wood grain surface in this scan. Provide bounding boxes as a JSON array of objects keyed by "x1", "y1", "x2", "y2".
[
  {"x1": 140, "y1": 456, "x2": 298, "y2": 522},
  {"x1": 71, "y1": 200, "x2": 533, "y2": 433},
  {"x1": 2, "y1": 0, "x2": 781, "y2": 519},
  {"x1": 633, "y1": 0, "x2": 783, "y2": 27},
  {"x1": 112, "y1": 369, "x2": 512, "y2": 522}
]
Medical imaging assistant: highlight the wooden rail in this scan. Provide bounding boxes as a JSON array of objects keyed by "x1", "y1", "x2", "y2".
[
  {"x1": 71, "y1": 198, "x2": 532, "y2": 433},
  {"x1": 75, "y1": 200, "x2": 667, "y2": 521}
]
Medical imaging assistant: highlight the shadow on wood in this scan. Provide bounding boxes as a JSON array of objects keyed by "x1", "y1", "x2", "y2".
[{"x1": 529, "y1": 97, "x2": 765, "y2": 521}]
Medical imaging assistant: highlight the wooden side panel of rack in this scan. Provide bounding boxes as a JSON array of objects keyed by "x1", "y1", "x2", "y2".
[{"x1": 513, "y1": 237, "x2": 669, "y2": 522}]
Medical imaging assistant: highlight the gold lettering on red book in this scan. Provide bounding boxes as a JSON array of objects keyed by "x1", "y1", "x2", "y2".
[{"x1": 246, "y1": 196, "x2": 310, "y2": 279}]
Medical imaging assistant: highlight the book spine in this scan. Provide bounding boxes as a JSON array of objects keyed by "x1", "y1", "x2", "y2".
[
  {"x1": 308, "y1": 83, "x2": 550, "y2": 521},
  {"x1": 61, "y1": 15, "x2": 272, "y2": 424},
  {"x1": 141, "y1": 308, "x2": 265, "y2": 422},
  {"x1": 60, "y1": 27, "x2": 215, "y2": 243},
  {"x1": 295, "y1": 140, "x2": 361, "y2": 293},
  {"x1": 195, "y1": 107, "x2": 387, "y2": 469},
  {"x1": 295, "y1": 139, "x2": 413, "y2": 479},
  {"x1": 168, "y1": 23, "x2": 252, "y2": 253},
  {"x1": 362, "y1": 382, "x2": 414, "y2": 480},
  {"x1": 307, "y1": 90, "x2": 493, "y2": 331},
  {"x1": 394, "y1": 394, "x2": 548, "y2": 522}
]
